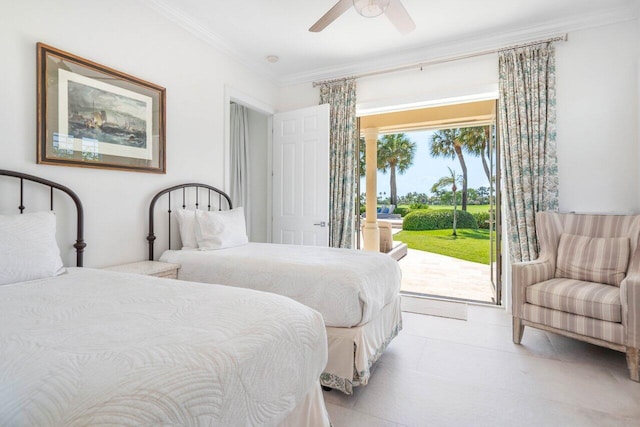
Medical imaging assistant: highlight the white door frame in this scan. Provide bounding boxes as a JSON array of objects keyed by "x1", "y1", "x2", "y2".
[
  {"x1": 357, "y1": 86, "x2": 505, "y2": 303},
  {"x1": 223, "y1": 86, "x2": 276, "y2": 241}
]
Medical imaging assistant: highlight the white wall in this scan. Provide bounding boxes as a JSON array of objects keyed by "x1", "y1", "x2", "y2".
[
  {"x1": 556, "y1": 21, "x2": 639, "y2": 213},
  {"x1": 0, "y1": 0, "x2": 277, "y2": 267}
]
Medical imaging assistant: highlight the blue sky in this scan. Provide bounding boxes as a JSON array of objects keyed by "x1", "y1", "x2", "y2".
[{"x1": 360, "y1": 130, "x2": 491, "y2": 197}]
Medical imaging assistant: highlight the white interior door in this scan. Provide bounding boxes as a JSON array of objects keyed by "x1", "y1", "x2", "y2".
[{"x1": 272, "y1": 104, "x2": 330, "y2": 246}]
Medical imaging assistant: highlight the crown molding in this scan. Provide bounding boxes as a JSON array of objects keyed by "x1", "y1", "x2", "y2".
[
  {"x1": 278, "y1": 2, "x2": 639, "y2": 86},
  {"x1": 140, "y1": 0, "x2": 637, "y2": 88}
]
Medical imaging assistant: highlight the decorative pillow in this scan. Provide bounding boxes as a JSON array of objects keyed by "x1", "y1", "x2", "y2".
[
  {"x1": 175, "y1": 209, "x2": 198, "y2": 249},
  {"x1": 0, "y1": 211, "x2": 65, "y2": 285},
  {"x1": 555, "y1": 233, "x2": 630, "y2": 286},
  {"x1": 195, "y1": 207, "x2": 249, "y2": 250},
  {"x1": 381, "y1": 206, "x2": 389, "y2": 214}
]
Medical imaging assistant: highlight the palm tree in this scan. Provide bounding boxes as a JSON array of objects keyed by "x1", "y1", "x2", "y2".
[
  {"x1": 358, "y1": 136, "x2": 366, "y2": 177},
  {"x1": 377, "y1": 133, "x2": 416, "y2": 206},
  {"x1": 429, "y1": 129, "x2": 469, "y2": 211},
  {"x1": 431, "y1": 167, "x2": 464, "y2": 236},
  {"x1": 460, "y1": 126, "x2": 491, "y2": 182}
]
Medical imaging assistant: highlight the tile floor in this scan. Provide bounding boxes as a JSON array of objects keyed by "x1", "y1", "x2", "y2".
[{"x1": 323, "y1": 305, "x2": 640, "y2": 427}]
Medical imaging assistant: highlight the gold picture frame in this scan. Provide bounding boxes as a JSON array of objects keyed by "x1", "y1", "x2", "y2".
[{"x1": 37, "y1": 43, "x2": 166, "y2": 173}]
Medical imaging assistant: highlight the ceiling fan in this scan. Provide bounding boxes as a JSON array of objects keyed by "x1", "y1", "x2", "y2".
[{"x1": 309, "y1": 0, "x2": 416, "y2": 34}]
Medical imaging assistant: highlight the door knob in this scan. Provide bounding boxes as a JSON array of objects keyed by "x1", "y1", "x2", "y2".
[{"x1": 313, "y1": 221, "x2": 326, "y2": 227}]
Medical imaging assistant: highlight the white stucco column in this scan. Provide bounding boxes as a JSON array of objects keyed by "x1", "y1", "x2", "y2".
[{"x1": 363, "y1": 128, "x2": 380, "y2": 252}]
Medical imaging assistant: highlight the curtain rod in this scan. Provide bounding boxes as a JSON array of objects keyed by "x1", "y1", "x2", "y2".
[{"x1": 312, "y1": 33, "x2": 568, "y2": 87}]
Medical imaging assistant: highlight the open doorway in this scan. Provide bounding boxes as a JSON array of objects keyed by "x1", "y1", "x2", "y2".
[
  {"x1": 358, "y1": 100, "x2": 501, "y2": 305},
  {"x1": 224, "y1": 87, "x2": 275, "y2": 244}
]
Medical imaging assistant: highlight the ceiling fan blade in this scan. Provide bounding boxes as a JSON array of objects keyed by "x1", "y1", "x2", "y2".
[
  {"x1": 385, "y1": 0, "x2": 416, "y2": 34},
  {"x1": 309, "y1": 0, "x2": 352, "y2": 32}
]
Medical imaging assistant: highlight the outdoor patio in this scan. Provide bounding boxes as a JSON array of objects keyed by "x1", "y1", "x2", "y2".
[
  {"x1": 389, "y1": 228, "x2": 495, "y2": 303},
  {"x1": 397, "y1": 247, "x2": 495, "y2": 303},
  {"x1": 360, "y1": 221, "x2": 496, "y2": 303}
]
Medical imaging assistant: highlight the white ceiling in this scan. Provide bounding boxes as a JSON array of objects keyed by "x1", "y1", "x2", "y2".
[{"x1": 143, "y1": 0, "x2": 638, "y2": 85}]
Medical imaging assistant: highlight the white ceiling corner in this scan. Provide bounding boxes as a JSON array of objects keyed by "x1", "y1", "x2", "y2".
[{"x1": 139, "y1": 0, "x2": 279, "y2": 83}]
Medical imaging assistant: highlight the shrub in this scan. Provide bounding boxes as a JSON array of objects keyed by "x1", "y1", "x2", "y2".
[
  {"x1": 473, "y1": 212, "x2": 491, "y2": 229},
  {"x1": 403, "y1": 209, "x2": 478, "y2": 231},
  {"x1": 394, "y1": 206, "x2": 411, "y2": 217},
  {"x1": 409, "y1": 202, "x2": 429, "y2": 210}
]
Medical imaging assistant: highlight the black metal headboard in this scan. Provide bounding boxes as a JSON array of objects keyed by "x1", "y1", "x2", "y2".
[
  {"x1": 0, "y1": 169, "x2": 86, "y2": 267},
  {"x1": 147, "y1": 183, "x2": 232, "y2": 260}
]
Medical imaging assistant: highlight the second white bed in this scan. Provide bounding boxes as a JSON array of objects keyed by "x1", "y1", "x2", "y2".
[{"x1": 160, "y1": 242, "x2": 401, "y2": 327}]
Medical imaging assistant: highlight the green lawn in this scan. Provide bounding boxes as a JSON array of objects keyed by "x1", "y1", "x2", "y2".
[{"x1": 394, "y1": 228, "x2": 493, "y2": 264}]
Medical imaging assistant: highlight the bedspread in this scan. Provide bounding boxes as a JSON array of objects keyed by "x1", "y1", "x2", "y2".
[
  {"x1": 160, "y1": 242, "x2": 402, "y2": 327},
  {"x1": 0, "y1": 268, "x2": 327, "y2": 426}
]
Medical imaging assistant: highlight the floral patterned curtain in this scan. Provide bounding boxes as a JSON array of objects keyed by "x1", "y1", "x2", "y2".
[
  {"x1": 319, "y1": 79, "x2": 357, "y2": 248},
  {"x1": 499, "y1": 42, "x2": 559, "y2": 262}
]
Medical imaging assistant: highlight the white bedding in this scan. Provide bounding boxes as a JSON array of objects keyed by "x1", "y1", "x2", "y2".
[
  {"x1": 0, "y1": 268, "x2": 328, "y2": 426},
  {"x1": 160, "y1": 242, "x2": 402, "y2": 327}
]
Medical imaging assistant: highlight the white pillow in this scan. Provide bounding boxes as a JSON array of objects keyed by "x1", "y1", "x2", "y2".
[
  {"x1": 195, "y1": 207, "x2": 249, "y2": 250},
  {"x1": 175, "y1": 209, "x2": 198, "y2": 250},
  {"x1": 0, "y1": 211, "x2": 65, "y2": 285}
]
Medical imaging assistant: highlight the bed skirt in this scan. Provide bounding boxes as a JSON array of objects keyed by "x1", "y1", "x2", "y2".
[{"x1": 320, "y1": 295, "x2": 402, "y2": 394}]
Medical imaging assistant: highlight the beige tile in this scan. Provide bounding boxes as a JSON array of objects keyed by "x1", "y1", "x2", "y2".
[
  {"x1": 412, "y1": 336, "x2": 638, "y2": 417},
  {"x1": 466, "y1": 303, "x2": 513, "y2": 327},
  {"x1": 376, "y1": 331, "x2": 429, "y2": 371},
  {"x1": 545, "y1": 330, "x2": 628, "y2": 371},
  {"x1": 354, "y1": 363, "x2": 634, "y2": 427},
  {"x1": 352, "y1": 363, "x2": 504, "y2": 426},
  {"x1": 325, "y1": 403, "x2": 402, "y2": 427},
  {"x1": 322, "y1": 386, "x2": 361, "y2": 409},
  {"x1": 400, "y1": 312, "x2": 559, "y2": 360},
  {"x1": 341, "y1": 304, "x2": 640, "y2": 426}
]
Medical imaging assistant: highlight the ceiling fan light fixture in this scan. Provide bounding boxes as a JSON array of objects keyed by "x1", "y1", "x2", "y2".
[{"x1": 353, "y1": 0, "x2": 390, "y2": 18}]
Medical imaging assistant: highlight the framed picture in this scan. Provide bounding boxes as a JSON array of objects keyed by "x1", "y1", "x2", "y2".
[{"x1": 37, "y1": 43, "x2": 166, "y2": 173}]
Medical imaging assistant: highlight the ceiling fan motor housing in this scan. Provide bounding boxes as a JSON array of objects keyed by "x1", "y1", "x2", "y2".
[{"x1": 353, "y1": 0, "x2": 391, "y2": 18}]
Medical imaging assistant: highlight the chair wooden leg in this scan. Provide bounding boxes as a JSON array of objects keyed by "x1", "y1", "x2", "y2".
[
  {"x1": 512, "y1": 317, "x2": 524, "y2": 344},
  {"x1": 627, "y1": 347, "x2": 640, "y2": 382}
]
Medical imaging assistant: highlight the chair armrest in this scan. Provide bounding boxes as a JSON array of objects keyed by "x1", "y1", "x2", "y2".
[
  {"x1": 621, "y1": 273, "x2": 640, "y2": 348},
  {"x1": 511, "y1": 258, "x2": 555, "y2": 317}
]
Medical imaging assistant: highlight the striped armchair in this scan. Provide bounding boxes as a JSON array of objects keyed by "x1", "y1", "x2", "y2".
[{"x1": 512, "y1": 212, "x2": 640, "y2": 382}]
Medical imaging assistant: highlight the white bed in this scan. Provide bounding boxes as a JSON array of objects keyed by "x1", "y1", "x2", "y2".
[
  {"x1": 149, "y1": 184, "x2": 403, "y2": 394},
  {"x1": 0, "y1": 268, "x2": 330, "y2": 426},
  {"x1": 160, "y1": 242, "x2": 400, "y2": 327},
  {"x1": 0, "y1": 170, "x2": 332, "y2": 426}
]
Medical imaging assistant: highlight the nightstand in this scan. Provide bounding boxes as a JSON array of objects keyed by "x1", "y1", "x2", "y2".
[{"x1": 104, "y1": 260, "x2": 181, "y2": 279}]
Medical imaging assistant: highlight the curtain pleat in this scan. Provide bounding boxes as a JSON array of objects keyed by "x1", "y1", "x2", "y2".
[
  {"x1": 499, "y1": 42, "x2": 559, "y2": 262},
  {"x1": 319, "y1": 79, "x2": 357, "y2": 248},
  {"x1": 230, "y1": 102, "x2": 251, "y2": 236}
]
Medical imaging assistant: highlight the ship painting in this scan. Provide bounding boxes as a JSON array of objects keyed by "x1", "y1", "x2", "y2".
[{"x1": 67, "y1": 80, "x2": 147, "y2": 148}]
